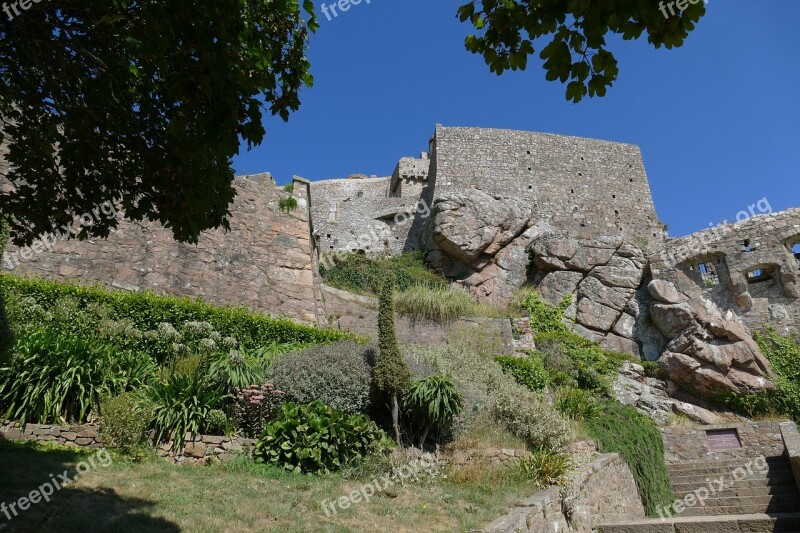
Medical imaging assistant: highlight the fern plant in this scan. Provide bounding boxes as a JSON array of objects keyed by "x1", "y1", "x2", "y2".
[{"x1": 404, "y1": 374, "x2": 463, "y2": 448}]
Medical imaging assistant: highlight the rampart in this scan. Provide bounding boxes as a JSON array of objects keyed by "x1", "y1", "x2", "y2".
[{"x1": 2, "y1": 175, "x2": 327, "y2": 325}]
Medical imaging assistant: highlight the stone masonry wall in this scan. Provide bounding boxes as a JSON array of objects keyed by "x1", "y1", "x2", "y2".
[
  {"x1": 429, "y1": 125, "x2": 666, "y2": 245},
  {"x1": 649, "y1": 209, "x2": 800, "y2": 332},
  {"x1": 0, "y1": 420, "x2": 254, "y2": 465},
  {"x1": 321, "y1": 284, "x2": 515, "y2": 354},
  {"x1": 2, "y1": 174, "x2": 327, "y2": 325},
  {"x1": 661, "y1": 421, "x2": 788, "y2": 464},
  {"x1": 482, "y1": 453, "x2": 645, "y2": 533}
]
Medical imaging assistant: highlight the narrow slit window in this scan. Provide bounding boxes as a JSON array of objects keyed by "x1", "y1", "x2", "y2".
[{"x1": 743, "y1": 240, "x2": 752, "y2": 252}]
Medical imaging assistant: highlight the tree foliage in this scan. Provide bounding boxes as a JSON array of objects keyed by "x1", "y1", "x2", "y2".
[
  {"x1": 458, "y1": 0, "x2": 706, "y2": 102},
  {"x1": 0, "y1": 0, "x2": 317, "y2": 245}
]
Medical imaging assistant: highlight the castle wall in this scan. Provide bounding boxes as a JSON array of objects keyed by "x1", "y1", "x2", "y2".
[
  {"x1": 430, "y1": 126, "x2": 666, "y2": 245},
  {"x1": 311, "y1": 168, "x2": 429, "y2": 259},
  {"x1": 649, "y1": 208, "x2": 800, "y2": 331},
  {"x1": 2, "y1": 174, "x2": 327, "y2": 324}
]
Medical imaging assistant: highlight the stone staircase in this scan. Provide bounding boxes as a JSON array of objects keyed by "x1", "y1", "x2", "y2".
[
  {"x1": 597, "y1": 456, "x2": 800, "y2": 532},
  {"x1": 667, "y1": 456, "x2": 799, "y2": 517}
]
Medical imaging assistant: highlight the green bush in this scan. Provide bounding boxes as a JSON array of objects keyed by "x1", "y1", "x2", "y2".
[
  {"x1": 320, "y1": 251, "x2": 447, "y2": 295},
  {"x1": 520, "y1": 292, "x2": 631, "y2": 394},
  {"x1": 0, "y1": 219, "x2": 13, "y2": 365},
  {"x1": 268, "y1": 340, "x2": 373, "y2": 415},
  {"x1": 99, "y1": 392, "x2": 154, "y2": 459},
  {"x1": 490, "y1": 388, "x2": 572, "y2": 453},
  {"x1": 536, "y1": 331, "x2": 630, "y2": 393},
  {"x1": 586, "y1": 400, "x2": 674, "y2": 516},
  {"x1": 517, "y1": 449, "x2": 572, "y2": 488},
  {"x1": 405, "y1": 374, "x2": 463, "y2": 447},
  {"x1": 394, "y1": 285, "x2": 474, "y2": 322},
  {"x1": 208, "y1": 349, "x2": 264, "y2": 391},
  {"x1": 715, "y1": 329, "x2": 800, "y2": 423},
  {"x1": 0, "y1": 327, "x2": 155, "y2": 424},
  {"x1": 403, "y1": 344, "x2": 572, "y2": 450},
  {"x1": 255, "y1": 401, "x2": 392, "y2": 474},
  {"x1": 148, "y1": 369, "x2": 226, "y2": 449},
  {"x1": 554, "y1": 387, "x2": 600, "y2": 421},
  {"x1": 495, "y1": 354, "x2": 550, "y2": 392},
  {"x1": 0, "y1": 274, "x2": 347, "y2": 354}
]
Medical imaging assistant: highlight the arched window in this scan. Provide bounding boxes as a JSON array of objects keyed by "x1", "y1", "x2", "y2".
[{"x1": 793, "y1": 243, "x2": 800, "y2": 262}]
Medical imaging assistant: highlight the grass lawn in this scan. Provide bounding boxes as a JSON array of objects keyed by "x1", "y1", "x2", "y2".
[{"x1": 0, "y1": 440, "x2": 533, "y2": 532}]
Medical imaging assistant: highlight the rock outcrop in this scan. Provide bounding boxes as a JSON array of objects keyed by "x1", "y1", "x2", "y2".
[
  {"x1": 648, "y1": 280, "x2": 775, "y2": 398},
  {"x1": 530, "y1": 236, "x2": 665, "y2": 359}
]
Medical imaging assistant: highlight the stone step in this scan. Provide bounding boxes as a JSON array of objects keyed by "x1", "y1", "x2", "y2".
[
  {"x1": 675, "y1": 484, "x2": 800, "y2": 498},
  {"x1": 668, "y1": 462, "x2": 791, "y2": 477},
  {"x1": 679, "y1": 503, "x2": 800, "y2": 517},
  {"x1": 672, "y1": 477, "x2": 798, "y2": 492},
  {"x1": 596, "y1": 512, "x2": 800, "y2": 533},
  {"x1": 667, "y1": 457, "x2": 789, "y2": 472},
  {"x1": 669, "y1": 468, "x2": 796, "y2": 486},
  {"x1": 673, "y1": 494, "x2": 800, "y2": 508}
]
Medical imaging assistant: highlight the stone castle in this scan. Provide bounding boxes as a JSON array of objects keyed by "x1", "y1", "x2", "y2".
[{"x1": 3, "y1": 125, "x2": 799, "y2": 401}]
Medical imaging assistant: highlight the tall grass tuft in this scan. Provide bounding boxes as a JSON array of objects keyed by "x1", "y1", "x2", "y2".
[{"x1": 394, "y1": 285, "x2": 474, "y2": 322}]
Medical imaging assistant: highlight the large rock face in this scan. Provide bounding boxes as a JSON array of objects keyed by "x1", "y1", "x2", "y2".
[
  {"x1": 530, "y1": 236, "x2": 665, "y2": 358},
  {"x1": 424, "y1": 191, "x2": 550, "y2": 304},
  {"x1": 427, "y1": 190, "x2": 533, "y2": 265},
  {"x1": 648, "y1": 280, "x2": 775, "y2": 397}
]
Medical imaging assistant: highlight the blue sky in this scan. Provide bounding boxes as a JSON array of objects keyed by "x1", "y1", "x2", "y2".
[{"x1": 232, "y1": 0, "x2": 800, "y2": 238}]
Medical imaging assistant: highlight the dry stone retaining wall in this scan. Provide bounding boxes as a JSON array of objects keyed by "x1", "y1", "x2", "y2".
[{"x1": 0, "y1": 420, "x2": 254, "y2": 465}]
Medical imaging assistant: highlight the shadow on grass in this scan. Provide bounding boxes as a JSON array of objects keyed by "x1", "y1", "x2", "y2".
[{"x1": 0, "y1": 438, "x2": 179, "y2": 532}]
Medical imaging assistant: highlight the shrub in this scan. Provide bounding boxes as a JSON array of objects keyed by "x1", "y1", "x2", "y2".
[
  {"x1": 586, "y1": 400, "x2": 674, "y2": 516},
  {"x1": 405, "y1": 374, "x2": 463, "y2": 447},
  {"x1": 99, "y1": 392, "x2": 154, "y2": 459},
  {"x1": 0, "y1": 274, "x2": 347, "y2": 354},
  {"x1": 517, "y1": 450, "x2": 572, "y2": 488},
  {"x1": 231, "y1": 384, "x2": 285, "y2": 438},
  {"x1": 0, "y1": 219, "x2": 13, "y2": 365},
  {"x1": 0, "y1": 327, "x2": 155, "y2": 424},
  {"x1": 255, "y1": 401, "x2": 392, "y2": 474},
  {"x1": 491, "y1": 389, "x2": 571, "y2": 453},
  {"x1": 208, "y1": 350, "x2": 264, "y2": 391},
  {"x1": 278, "y1": 197, "x2": 298, "y2": 213},
  {"x1": 554, "y1": 387, "x2": 600, "y2": 421},
  {"x1": 268, "y1": 340, "x2": 373, "y2": 415},
  {"x1": 374, "y1": 273, "x2": 411, "y2": 443},
  {"x1": 149, "y1": 370, "x2": 226, "y2": 449},
  {"x1": 320, "y1": 251, "x2": 447, "y2": 295},
  {"x1": 715, "y1": 329, "x2": 800, "y2": 423},
  {"x1": 394, "y1": 285, "x2": 474, "y2": 322},
  {"x1": 495, "y1": 354, "x2": 550, "y2": 392}
]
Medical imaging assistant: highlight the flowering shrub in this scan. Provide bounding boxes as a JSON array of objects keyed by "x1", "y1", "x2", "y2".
[{"x1": 232, "y1": 384, "x2": 285, "y2": 438}]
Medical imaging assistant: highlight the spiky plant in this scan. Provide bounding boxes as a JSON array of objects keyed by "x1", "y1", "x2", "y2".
[{"x1": 405, "y1": 374, "x2": 463, "y2": 448}]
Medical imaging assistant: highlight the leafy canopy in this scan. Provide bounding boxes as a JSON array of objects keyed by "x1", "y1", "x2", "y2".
[
  {"x1": 458, "y1": 0, "x2": 706, "y2": 102},
  {"x1": 0, "y1": 0, "x2": 317, "y2": 245}
]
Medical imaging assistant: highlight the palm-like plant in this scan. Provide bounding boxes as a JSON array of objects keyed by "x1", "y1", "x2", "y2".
[{"x1": 404, "y1": 374, "x2": 463, "y2": 448}]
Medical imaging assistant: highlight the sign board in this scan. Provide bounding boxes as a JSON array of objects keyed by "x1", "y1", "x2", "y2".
[{"x1": 706, "y1": 429, "x2": 742, "y2": 450}]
